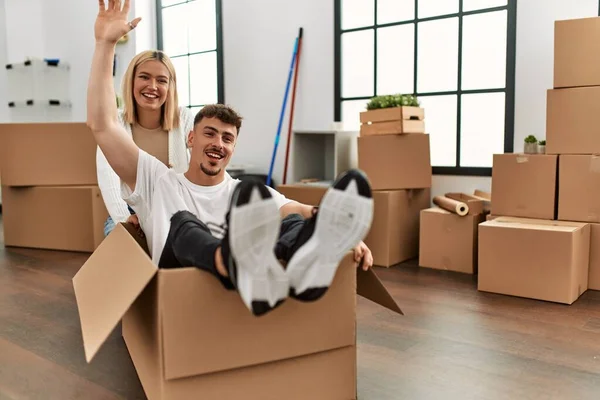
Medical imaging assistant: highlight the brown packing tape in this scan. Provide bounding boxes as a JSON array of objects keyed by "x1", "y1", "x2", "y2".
[
  {"x1": 432, "y1": 195, "x2": 469, "y2": 216},
  {"x1": 516, "y1": 156, "x2": 529, "y2": 164}
]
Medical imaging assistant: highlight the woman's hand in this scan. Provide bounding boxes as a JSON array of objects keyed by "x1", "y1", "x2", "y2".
[{"x1": 95, "y1": 0, "x2": 141, "y2": 44}]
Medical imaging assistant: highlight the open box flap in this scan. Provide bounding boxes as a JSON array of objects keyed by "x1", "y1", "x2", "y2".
[
  {"x1": 357, "y1": 267, "x2": 403, "y2": 315},
  {"x1": 73, "y1": 223, "x2": 158, "y2": 363}
]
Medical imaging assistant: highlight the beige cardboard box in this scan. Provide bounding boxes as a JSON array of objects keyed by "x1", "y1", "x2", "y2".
[
  {"x1": 546, "y1": 87, "x2": 600, "y2": 154},
  {"x1": 558, "y1": 155, "x2": 600, "y2": 223},
  {"x1": 364, "y1": 189, "x2": 430, "y2": 267},
  {"x1": 2, "y1": 185, "x2": 108, "y2": 252},
  {"x1": 358, "y1": 134, "x2": 431, "y2": 190},
  {"x1": 419, "y1": 208, "x2": 486, "y2": 274},
  {"x1": 276, "y1": 184, "x2": 327, "y2": 206},
  {"x1": 490, "y1": 154, "x2": 557, "y2": 220},
  {"x1": 590, "y1": 224, "x2": 600, "y2": 291},
  {"x1": 478, "y1": 217, "x2": 590, "y2": 304},
  {"x1": 0, "y1": 123, "x2": 98, "y2": 186},
  {"x1": 554, "y1": 17, "x2": 600, "y2": 88},
  {"x1": 72, "y1": 223, "x2": 402, "y2": 400}
]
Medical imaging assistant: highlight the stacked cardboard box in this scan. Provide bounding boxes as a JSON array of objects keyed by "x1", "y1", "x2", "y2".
[
  {"x1": 479, "y1": 16, "x2": 600, "y2": 304},
  {"x1": 0, "y1": 122, "x2": 107, "y2": 252},
  {"x1": 356, "y1": 105, "x2": 432, "y2": 267},
  {"x1": 419, "y1": 191, "x2": 491, "y2": 274}
]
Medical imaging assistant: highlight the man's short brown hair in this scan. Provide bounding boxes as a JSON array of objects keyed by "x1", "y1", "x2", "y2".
[{"x1": 193, "y1": 104, "x2": 243, "y2": 135}]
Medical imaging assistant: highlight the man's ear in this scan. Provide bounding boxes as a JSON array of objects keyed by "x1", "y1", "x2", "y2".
[{"x1": 187, "y1": 130, "x2": 194, "y2": 148}]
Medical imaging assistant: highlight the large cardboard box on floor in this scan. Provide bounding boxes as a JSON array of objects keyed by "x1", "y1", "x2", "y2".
[
  {"x1": 589, "y1": 224, "x2": 600, "y2": 291},
  {"x1": 490, "y1": 154, "x2": 557, "y2": 220},
  {"x1": 0, "y1": 122, "x2": 98, "y2": 186},
  {"x1": 546, "y1": 87, "x2": 600, "y2": 154},
  {"x1": 358, "y1": 133, "x2": 431, "y2": 190},
  {"x1": 364, "y1": 188, "x2": 430, "y2": 267},
  {"x1": 478, "y1": 217, "x2": 590, "y2": 304},
  {"x1": 276, "y1": 184, "x2": 327, "y2": 206},
  {"x1": 558, "y1": 155, "x2": 600, "y2": 222},
  {"x1": 419, "y1": 207, "x2": 486, "y2": 274},
  {"x1": 72, "y1": 223, "x2": 402, "y2": 400},
  {"x1": 554, "y1": 16, "x2": 600, "y2": 88},
  {"x1": 2, "y1": 185, "x2": 108, "y2": 252}
]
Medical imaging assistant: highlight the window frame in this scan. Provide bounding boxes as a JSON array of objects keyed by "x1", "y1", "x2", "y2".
[
  {"x1": 334, "y1": 0, "x2": 518, "y2": 176},
  {"x1": 155, "y1": 0, "x2": 225, "y2": 110}
]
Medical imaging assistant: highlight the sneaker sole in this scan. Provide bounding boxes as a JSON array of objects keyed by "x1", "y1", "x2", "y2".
[
  {"x1": 286, "y1": 172, "x2": 374, "y2": 300},
  {"x1": 228, "y1": 183, "x2": 289, "y2": 315}
]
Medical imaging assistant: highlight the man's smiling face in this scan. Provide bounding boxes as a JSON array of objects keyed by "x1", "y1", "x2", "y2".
[{"x1": 188, "y1": 116, "x2": 237, "y2": 178}]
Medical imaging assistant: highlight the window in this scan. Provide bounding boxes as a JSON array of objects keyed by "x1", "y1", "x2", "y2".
[
  {"x1": 156, "y1": 0, "x2": 224, "y2": 116},
  {"x1": 334, "y1": 0, "x2": 517, "y2": 176}
]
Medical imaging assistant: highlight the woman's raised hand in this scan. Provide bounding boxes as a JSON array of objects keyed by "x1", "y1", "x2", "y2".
[{"x1": 95, "y1": 0, "x2": 141, "y2": 44}]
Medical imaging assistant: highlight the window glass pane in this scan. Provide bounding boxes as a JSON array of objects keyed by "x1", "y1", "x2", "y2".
[
  {"x1": 377, "y1": 24, "x2": 414, "y2": 95},
  {"x1": 462, "y1": 11, "x2": 507, "y2": 90},
  {"x1": 342, "y1": 30, "x2": 374, "y2": 98},
  {"x1": 161, "y1": 0, "x2": 185, "y2": 6},
  {"x1": 419, "y1": 95, "x2": 457, "y2": 167},
  {"x1": 417, "y1": 18, "x2": 458, "y2": 93},
  {"x1": 188, "y1": 0, "x2": 217, "y2": 53},
  {"x1": 377, "y1": 0, "x2": 414, "y2": 24},
  {"x1": 162, "y1": 5, "x2": 189, "y2": 56},
  {"x1": 170, "y1": 56, "x2": 190, "y2": 107},
  {"x1": 460, "y1": 92, "x2": 505, "y2": 167},
  {"x1": 189, "y1": 52, "x2": 218, "y2": 106},
  {"x1": 418, "y1": 0, "x2": 458, "y2": 19},
  {"x1": 342, "y1": 0, "x2": 374, "y2": 30},
  {"x1": 341, "y1": 99, "x2": 369, "y2": 131},
  {"x1": 463, "y1": 0, "x2": 507, "y2": 12}
]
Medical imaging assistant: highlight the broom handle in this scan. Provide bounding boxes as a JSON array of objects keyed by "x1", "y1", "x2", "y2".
[
  {"x1": 282, "y1": 27, "x2": 303, "y2": 185},
  {"x1": 266, "y1": 33, "x2": 299, "y2": 187}
]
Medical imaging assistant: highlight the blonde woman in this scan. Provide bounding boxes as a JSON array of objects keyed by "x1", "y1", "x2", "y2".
[{"x1": 96, "y1": 50, "x2": 193, "y2": 236}]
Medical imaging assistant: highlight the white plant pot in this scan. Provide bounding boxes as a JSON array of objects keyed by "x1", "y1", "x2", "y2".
[
  {"x1": 538, "y1": 145, "x2": 546, "y2": 154},
  {"x1": 524, "y1": 142, "x2": 538, "y2": 154}
]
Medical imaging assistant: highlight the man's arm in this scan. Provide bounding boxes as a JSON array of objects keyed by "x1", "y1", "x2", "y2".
[{"x1": 87, "y1": 0, "x2": 141, "y2": 191}]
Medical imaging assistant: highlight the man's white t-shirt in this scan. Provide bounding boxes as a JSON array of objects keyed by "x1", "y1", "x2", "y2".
[{"x1": 120, "y1": 149, "x2": 292, "y2": 265}]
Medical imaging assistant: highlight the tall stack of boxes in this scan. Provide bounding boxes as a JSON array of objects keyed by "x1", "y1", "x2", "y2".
[
  {"x1": 357, "y1": 104, "x2": 432, "y2": 267},
  {"x1": 0, "y1": 123, "x2": 108, "y2": 252},
  {"x1": 478, "y1": 16, "x2": 600, "y2": 305}
]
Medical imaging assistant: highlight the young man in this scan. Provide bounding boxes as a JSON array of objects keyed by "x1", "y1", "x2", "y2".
[{"x1": 89, "y1": 0, "x2": 375, "y2": 316}]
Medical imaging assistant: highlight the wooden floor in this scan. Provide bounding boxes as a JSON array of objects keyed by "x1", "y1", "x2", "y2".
[{"x1": 1, "y1": 215, "x2": 600, "y2": 399}]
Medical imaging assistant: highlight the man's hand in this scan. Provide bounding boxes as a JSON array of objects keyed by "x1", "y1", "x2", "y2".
[
  {"x1": 96, "y1": 0, "x2": 141, "y2": 44},
  {"x1": 127, "y1": 214, "x2": 144, "y2": 238},
  {"x1": 353, "y1": 241, "x2": 373, "y2": 271}
]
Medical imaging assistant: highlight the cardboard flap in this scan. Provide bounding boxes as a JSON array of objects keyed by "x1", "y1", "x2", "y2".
[
  {"x1": 72, "y1": 223, "x2": 158, "y2": 363},
  {"x1": 357, "y1": 268, "x2": 403, "y2": 315}
]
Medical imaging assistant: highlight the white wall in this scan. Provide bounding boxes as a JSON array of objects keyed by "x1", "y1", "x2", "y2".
[{"x1": 222, "y1": 0, "x2": 334, "y2": 185}]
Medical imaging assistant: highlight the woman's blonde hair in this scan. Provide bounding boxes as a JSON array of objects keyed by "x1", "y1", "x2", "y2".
[{"x1": 121, "y1": 50, "x2": 179, "y2": 131}]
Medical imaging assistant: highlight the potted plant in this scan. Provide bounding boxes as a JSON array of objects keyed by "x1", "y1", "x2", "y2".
[
  {"x1": 359, "y1": 93, "x2": 425, "y2": 136},
  {"x1": 524, "y1": 135, "x2": 538, "y2": 154},
  {"x1": 538, "y1": 140, "x2": 546, "y2": 154}
]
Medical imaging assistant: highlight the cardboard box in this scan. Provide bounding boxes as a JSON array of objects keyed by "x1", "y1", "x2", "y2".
[
  {"x1": 554, "y1": 17, "x2": 600, "y2": 88},
  {"x1": 590, "y1": 224, "x2": 600, "y2": 291},
  {"x1": 358, "y1": 134, "x2": 432, "y2": 191},
  {"x1": 72, "y1": 223, "x2": 402, "y2": 400},
  {"x1": 359, "y1": 106, "x2": 425, "y2": 136},
  {"x1": 364, "y1": 188, "x2": 430, "y2": 267},
  {"x1": 546, "y1": 87, "x2": 600, "y2": 154},
  {"x1": 276, "y1": 184, "x2": 327, "y2": 206},
  {"x1": 490, "y1": 154, "x2": 557, "y2": 220},
  {"x1": 0, "y1": 122, "x2": 98, "y2": 186},
  {"x1": 419, "y1": 208, "x2": 486, "y2": 274},
  {"x1": 2, "y1": 185, "x2": 108, "y2": 252},
  {"x1": 478, "y1": 217, "x2": 590, "y2": 304},
  {"x1": 557, "y1": 155, "x2": 600, "y2": 223}
]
